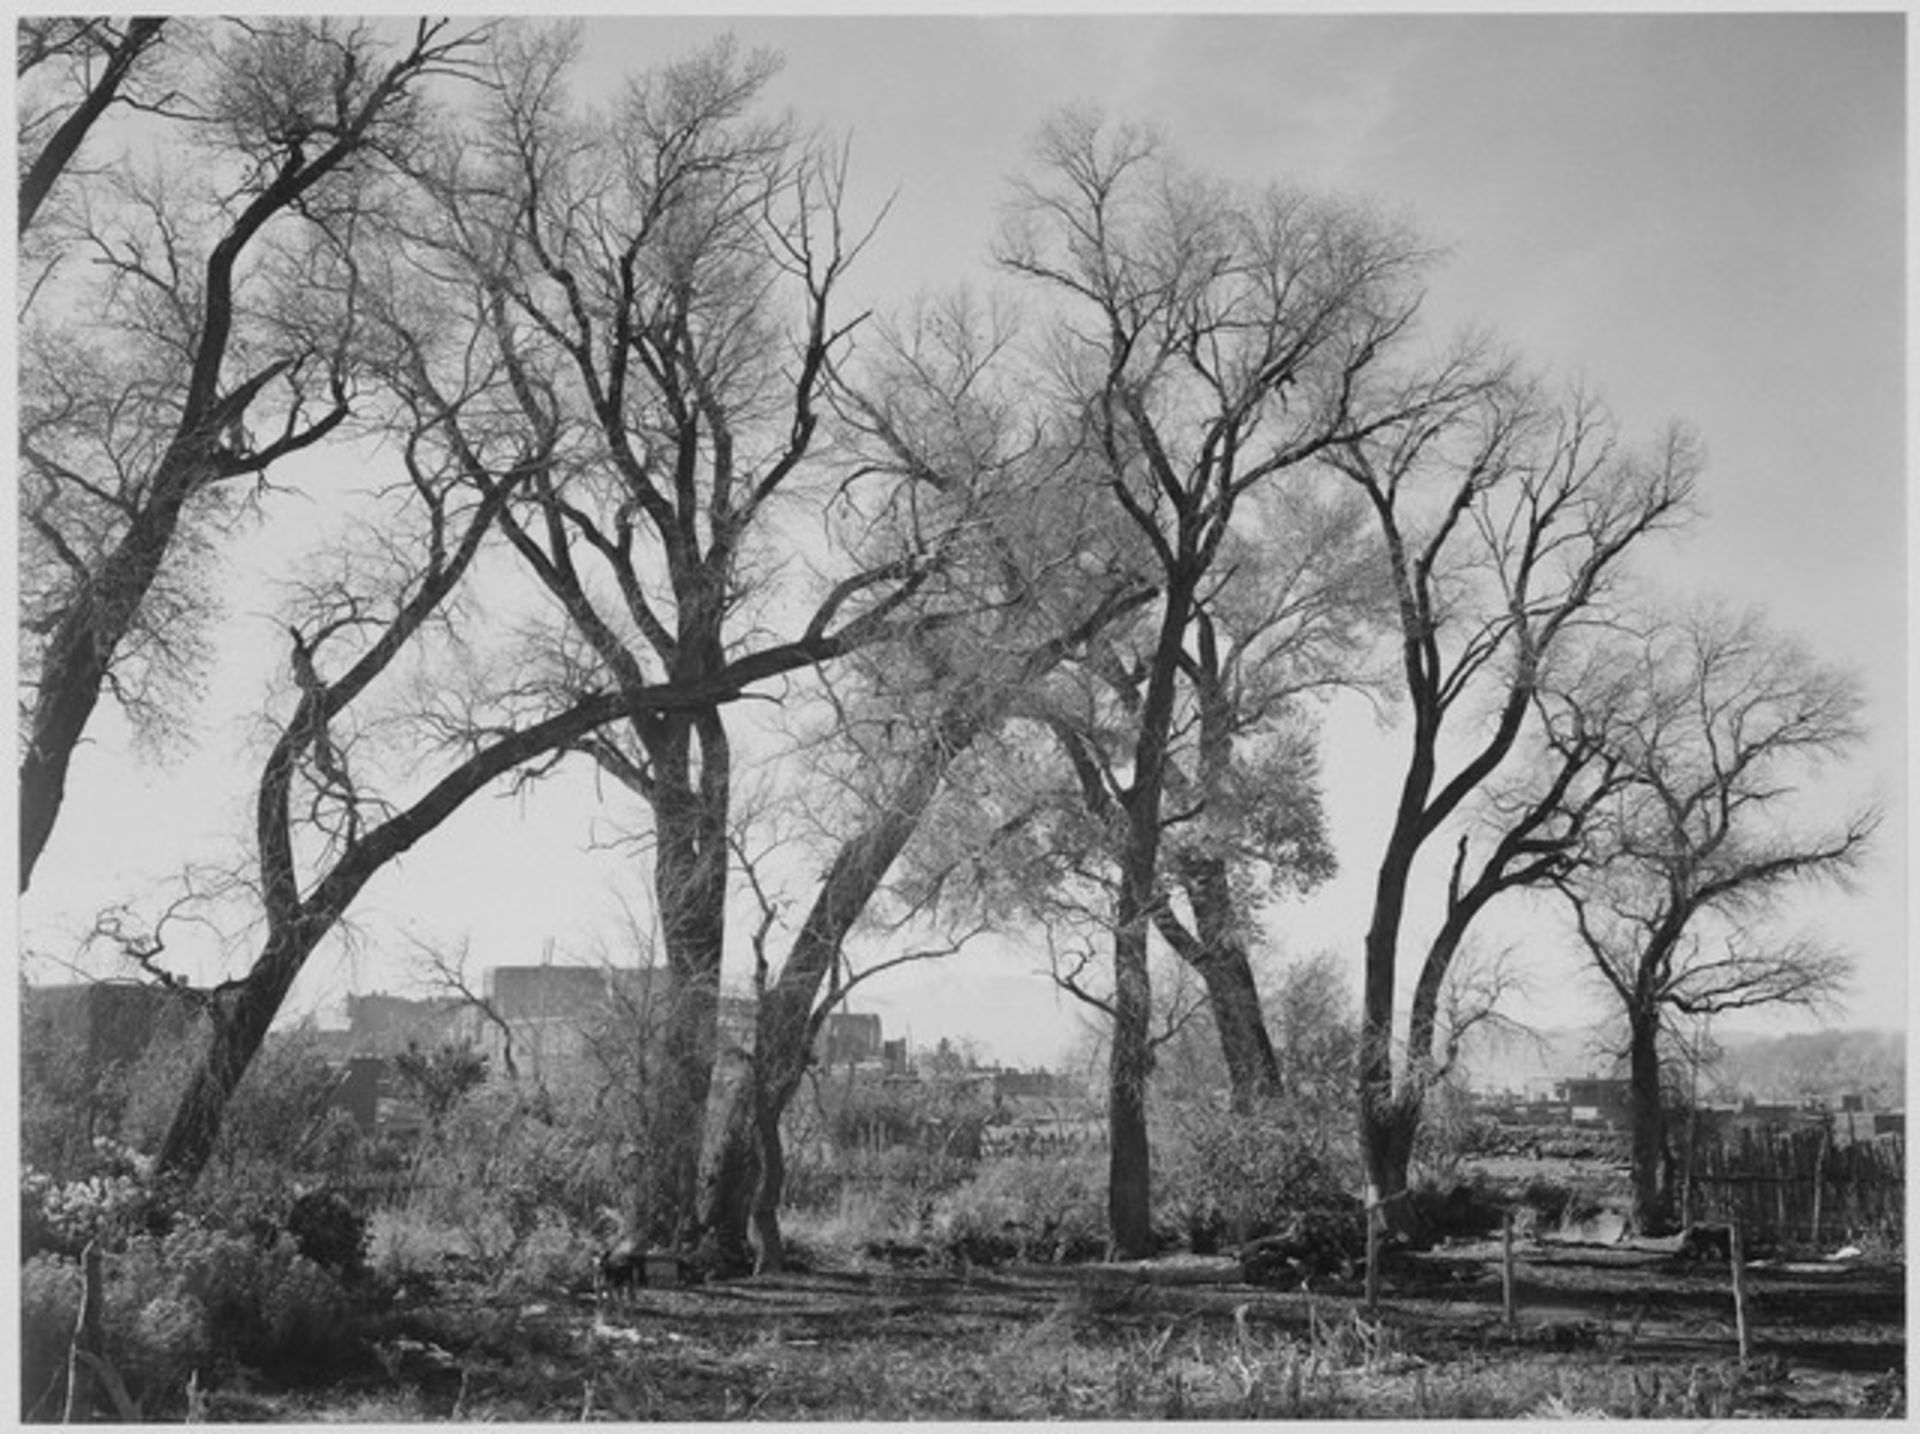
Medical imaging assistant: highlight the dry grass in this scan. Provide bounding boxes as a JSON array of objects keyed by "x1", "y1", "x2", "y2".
[{"x1": 209, "y1": 1266, "x2": 1903, "y2": 1423}]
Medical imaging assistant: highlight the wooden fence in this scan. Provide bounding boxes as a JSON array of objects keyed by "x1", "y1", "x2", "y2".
[{"x1": 1682, "y1": 1123, "x2": 1903, "y2": 1248}]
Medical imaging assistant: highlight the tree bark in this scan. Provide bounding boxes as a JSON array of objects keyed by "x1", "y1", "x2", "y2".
[
  {"x1": 635, "y1": 710, "x2": 730, "y2": 1248},
  {"x1": 1627, "y1": 1005, "x2": 1671, "y2": 1234},
  {"x1": 1105, "y1": 569, "x2": 1195, "y2": 1260},
  {"x1": 1106, "y1": 889, "x2": 1156, "y2": 1257},
  {"x1": 1174, "y1": 612, "x2": 1284, "y2": 1111},
  {"x1": 1368, "y1": 893, "x2": 1480, "y2": 1212},
  {"x1": 700, "y1": 1086, "x2": 765, "y2": 1274},
  {"x1": 748, "y1": 1087, "x2": 787, "y2": 1274},
  {"x1": 1175, "y1": 856, "x2": 1281, "y2": 1111},
  {"x1": 155, "y1": 924, "x2": 321, "y2": 1180},
  {"x1": 1358, "y1": 834, "x2": 1420, "y2": 1232},
  {"x1": 698, "y1": 977, "x2": 815, "y2": 1272}
]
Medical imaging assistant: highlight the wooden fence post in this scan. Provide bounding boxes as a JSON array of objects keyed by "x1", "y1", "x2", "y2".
[
  {"x1": 1365, "y1": 1198, "x2": 1380, "y2": 1314},
  {"x1": 1501, "y1": 1209, "x2": 1516, "y2": 1332},
  {"x1": 1810, "y1": 1126, "x2": 1829, "y2": 1249},
  {"x1": 1729, "y1": 1222, "x2": 1750, "y2": 1368},
  {"x1": 63, "y1": 1240, "x2": 103, "y2": 1423}
]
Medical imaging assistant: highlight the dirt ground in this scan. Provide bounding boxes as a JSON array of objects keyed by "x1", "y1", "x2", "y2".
[{"x1": 218, "y1": 1235, "x2": 1904, "y2": 1421}]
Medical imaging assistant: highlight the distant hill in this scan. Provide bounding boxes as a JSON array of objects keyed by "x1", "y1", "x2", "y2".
[
  {"x1": 1705, "y1": 1028, "x2": 1904, "y2": 1106},
  {"x1": 1459, "y1": 1022, "x2": 1618, "y2": 1095},
  {"x1": 1459, "y1": 1023, "x2": 1905, "y2": 1106}
]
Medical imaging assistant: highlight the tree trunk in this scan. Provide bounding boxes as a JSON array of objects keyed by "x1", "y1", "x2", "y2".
[
  {"x1": 1176, "y1": 855, "x2": 1281, "y2": 1111},
  {"x1": 154, "y1": 924, "x2": 317, "y2": 1183},
  {"x1": 697, "y1": 987, "x2": 814, "y2": 1273},
  {"x1": 749, "y1": 1091, "x2": 786, "y2": 1274},
  {"x1": 636, "y1": 712, "x2": 731, "y2": 1248},
  {"x1": 1358, "y1": 838, "x2": 1419, "y2": 1232},
  {"x1": 1359, "y1": 1102, "x2": 1421, "y2": 1236},
  {"x1": 1627, "y1": 1007, "x2": 1671, "y2": 1234},
  {"x1": 1201, "y1": 951, "x2": 1280, "y2": 1112},
  {"x1": 700, "y1": 1091, "x2": 762, "y2": 1274},
  {"x1": 1363, "y1": 904, "x2": 1479, "y2": 1219},
  {"x1": 1104, "y1": 570, "x2": 1194, "y2": 1260},
  {"x1": 21, "y1": 479, "x2": 199, "y2": 890},
  {"x1": 1107, "y1": 895, "x2": 1155, "y2": 1257},
  {"x1": 1176, "y1": 615, "x2": 1283, "y2": 1111}
]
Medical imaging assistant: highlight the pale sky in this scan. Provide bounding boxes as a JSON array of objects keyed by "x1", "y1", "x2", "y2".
[{"x1": 14, "y1": 12, "x2": 1908, "y2": 1071}]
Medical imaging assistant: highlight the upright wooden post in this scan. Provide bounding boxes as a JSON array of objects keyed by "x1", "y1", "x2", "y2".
[
  {"x1": 1728, "y1": 1221, "x2": 1750, "y2": 1368},
  {"x1": 1810, "y1": 1126, "x2": 1829, "y2": 1249},
  {"x1": 1501, "y1": 1209, "x2": 1517, "y2": 1331},
  {"x1": 64, "y1": 1240, "x2": 103, "y2": 1423},
  {"x1": 1364, "y1": 1198, "x2": 1380, "y2": 1313}
]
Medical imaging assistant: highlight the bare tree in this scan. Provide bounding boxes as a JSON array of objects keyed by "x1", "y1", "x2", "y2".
[
  {"x1": 690, "y1": 289, "x2": 1150, "y2": 1271},
  {"x1": 18, "y1": 18, "x2": 483, "y2": 890},
  {"x1": 1323, "y1": 374, "x2": 1697, "y2": 1229},
  {"x1": 1548, "y1": 605, "x2": 1876, "y2": 1231},
  {"x1": 389, "y1": 30, "x2": 991, "y2": 1245},
  {"x1": 994, "y1": 108, "x2": 1441, "y2": 1254}
]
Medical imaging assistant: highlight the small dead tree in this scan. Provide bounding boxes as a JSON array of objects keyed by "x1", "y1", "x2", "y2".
[{"x1": 406, "y1": 936, "x2": 522, "y2": 1081}]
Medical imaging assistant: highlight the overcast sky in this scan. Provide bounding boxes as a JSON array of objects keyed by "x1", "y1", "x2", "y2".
[{"x1": 16, "y1": 11, "x2": 1907, "y2": 1070}]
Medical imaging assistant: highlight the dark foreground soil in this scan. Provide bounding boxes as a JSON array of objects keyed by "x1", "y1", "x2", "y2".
[{"x1": 202, "y1": 1238, "x2": 1903, "y2": 1421}]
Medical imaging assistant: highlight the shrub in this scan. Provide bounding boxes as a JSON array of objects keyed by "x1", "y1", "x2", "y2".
[
  {"x1": 1405, "y1": 1177, "x2": 1508, "y2": 1243},
  {"x1": 365, "y1": 1204, "x2": 465, "y2": 1299},
  {"x1": 151, "y1": 1227, "x2": 356, "y2": 1375},
  {"x1": 404, "y1": 1084, "x2": 618, "y2": 1249},
  {"x1": 20, "y1": 1138, "x2": 166, "y2": 1258},
  {"x1": 284, "y1": 1189, "x2": 369, "y2": 1279},
  {"x1": 1403, "y1": 1078, "x2": 1513, "y2": 1189},
  {"x1": 927, "y1": 1153, "x2": 1108, "y2": 1265},
  {"x1": 1514, "y1": 1176, "x2": 1606, "y2": 1230},
  {"x1": 20, "y1": 1255, "x2": 82, "y2": 1419},
  {"x1": 19, "y1": 1224, "x2": 362, "y2": 1419},
  {"x1": 1155, "y1": 1100, "x2": 1359, "y2": 1251},
  {"x1": 496, "y1": 1217, "x2": 599, "y2": 1295},
  {"x1": 782, "y1": 1142, "x2": 977, "y2": 1253}
]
